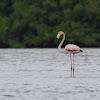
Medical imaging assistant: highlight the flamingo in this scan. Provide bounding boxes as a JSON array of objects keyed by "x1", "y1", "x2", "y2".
[{"x1": 57, "y1": 31, "x2": 82, "y2": 77}]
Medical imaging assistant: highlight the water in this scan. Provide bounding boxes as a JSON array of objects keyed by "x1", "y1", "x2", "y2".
[{"x1": 0, "y1": 48, "x2": 100, "y2": 100}]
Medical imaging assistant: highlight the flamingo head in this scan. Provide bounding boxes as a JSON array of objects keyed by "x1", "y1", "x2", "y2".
[{"x1": 57, "y1": 31, "x2": 64, "y2": 39}]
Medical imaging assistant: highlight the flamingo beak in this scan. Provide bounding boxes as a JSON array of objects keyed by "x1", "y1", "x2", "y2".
[{"x1": 57, "y1": 34, "x2": 60, "y2": 39}]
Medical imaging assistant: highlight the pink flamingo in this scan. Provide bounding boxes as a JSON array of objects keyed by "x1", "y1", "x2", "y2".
[{"x1": 57, "y1": 31, "x2": 82, "y2": 77}]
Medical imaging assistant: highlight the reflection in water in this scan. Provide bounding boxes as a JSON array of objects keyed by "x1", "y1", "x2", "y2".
[{"x1": 0, "y1": 48, "x2": 100, "y2": 100}]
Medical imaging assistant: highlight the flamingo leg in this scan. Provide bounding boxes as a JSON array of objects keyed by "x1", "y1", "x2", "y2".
[
  {"x1": 73, "y1": 54, "x2": 74, "y2": 77},
  {"x1": 70, "y1": 54, "x2": 72, "y2": 77}
]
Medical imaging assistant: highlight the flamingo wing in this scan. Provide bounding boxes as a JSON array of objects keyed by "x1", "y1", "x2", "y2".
[{"x1": 65, "y1": 44, "x2": 80, "y2": 51}]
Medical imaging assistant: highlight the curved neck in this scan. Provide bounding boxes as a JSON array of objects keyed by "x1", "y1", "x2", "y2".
[{"x1": 58, "y1": 33, "x2": 65, "y2": 53}]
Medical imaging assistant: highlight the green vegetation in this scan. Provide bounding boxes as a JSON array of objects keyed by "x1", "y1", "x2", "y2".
[{"x1": 0, "y1": 0, "x2": 100, "y2": 48}]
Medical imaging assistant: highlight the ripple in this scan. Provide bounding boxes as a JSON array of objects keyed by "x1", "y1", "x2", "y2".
[{"x1": 3, "y1": 94, "x2": 15, "y2": 98}]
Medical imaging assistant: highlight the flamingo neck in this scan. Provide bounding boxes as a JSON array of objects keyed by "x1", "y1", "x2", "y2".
[{"x1": 58, "y1": 33, "x2": 65, "y2": 53}]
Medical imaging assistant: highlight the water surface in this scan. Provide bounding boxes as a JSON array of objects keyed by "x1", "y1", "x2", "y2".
[{"x1": 0, "y1": 48, "x2": 100, "y2": 100}]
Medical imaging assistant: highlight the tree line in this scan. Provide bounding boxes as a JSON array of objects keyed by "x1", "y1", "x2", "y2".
[{"x1": 0, "y1": 0, "x2": 100, "y2": 48}]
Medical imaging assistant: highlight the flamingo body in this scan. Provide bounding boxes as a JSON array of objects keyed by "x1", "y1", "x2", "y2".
[
  {"x1": 65, "y1": 44, "x2": 81, "y2": 54},
  {"x1": 65, "y1": 44, "x2": 80, "y2": 51}
]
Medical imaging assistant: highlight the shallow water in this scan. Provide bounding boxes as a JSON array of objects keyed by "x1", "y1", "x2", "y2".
[{"x1": 0, "y1": 48, "x2": 100, "y2": 100}]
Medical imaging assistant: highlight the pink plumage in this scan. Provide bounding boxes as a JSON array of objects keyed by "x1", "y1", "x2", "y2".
[{"x1": 65, "y1": 44, "x2": 80, "y2": 51}]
